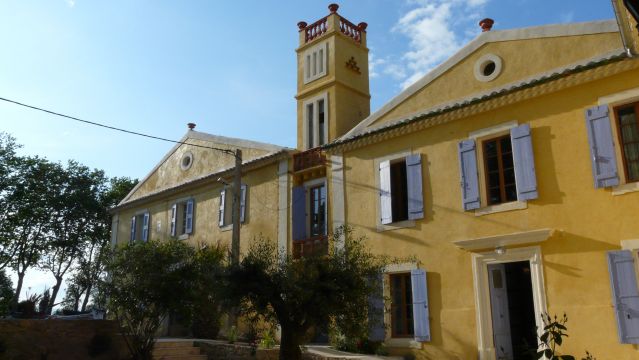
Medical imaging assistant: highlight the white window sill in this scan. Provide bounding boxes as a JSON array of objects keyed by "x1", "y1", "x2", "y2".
[
  {"x1": 474, "y1": 201, "x2": 527, "y2": 216},
  {"x1": 612, "y1": 182, "x2": 639, "y2": 196},
  {"x1": 377, "y1": 219, "x2": 415, "y2": 232},
  {"x1": 385, "y1": 338, "x2": 422, "y2": 349},
  {"x1": 178, "y1": 234, "x2": 190, "y2": 241},
  {"x1": 220, "y1": 224, "x2": 233, "y2": 232}
]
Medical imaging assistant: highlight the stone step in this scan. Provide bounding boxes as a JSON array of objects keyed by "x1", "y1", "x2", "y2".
[
  {"x1": 153, "y1": 346, "x2": 202, "y2": 356},
  {"x1": 154, "y1": 341, "x2": 195, "y2": 348},
  {"x1": 152, "y1": 355, "x2": 207, "y2": 360}
]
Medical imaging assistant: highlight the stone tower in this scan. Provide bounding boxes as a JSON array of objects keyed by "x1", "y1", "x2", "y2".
[{"x1": 295, "y1": 3, "x2": 370, "y2": 151}]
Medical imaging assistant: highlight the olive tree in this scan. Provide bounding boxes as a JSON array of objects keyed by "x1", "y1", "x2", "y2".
[{"x1": 224, "y1": 228, "x2": 387, "y2": 360}]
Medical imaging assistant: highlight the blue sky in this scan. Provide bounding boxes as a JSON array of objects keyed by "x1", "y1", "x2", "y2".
[
  {"x1": 0, "y1": 0, "x2": 614, "y2": 180},
  {"x1": 0, "y1": 0, "x2": 615, "y2": 298}
]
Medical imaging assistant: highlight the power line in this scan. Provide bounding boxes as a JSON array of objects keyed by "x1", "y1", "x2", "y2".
[{"x1": 0, "y1": 96, "x2": 237, "y2": 157}]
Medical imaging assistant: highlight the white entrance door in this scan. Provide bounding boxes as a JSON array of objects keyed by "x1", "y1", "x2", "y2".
[{"x1": 487, "y1": 264, "x2": 513, "y2": 360}]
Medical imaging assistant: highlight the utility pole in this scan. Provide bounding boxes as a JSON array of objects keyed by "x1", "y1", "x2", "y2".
[{"x1": 231, "y1": 148, "x2": 242, "y2": 266}]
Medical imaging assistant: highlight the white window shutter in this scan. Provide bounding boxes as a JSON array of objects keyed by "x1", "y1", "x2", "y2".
[
  {"x1": 511, "y1": 124, "x2": 538, "y2": 201},
  {"x1": 219, "y1": 189, "x2": 226, "y2": 227},
  {"x1": 379, "y1": 160, "x2": 392, "y2": 225},
  {"x1": 585, "y1": 105, "x2": 620, "y2": 188},
  {"x1": 458, "y1": 140, "x2": 480, "y2": 210},
  {"x1": 607, "y1": 250, "x2": 639, "y2": 344},
  {"x1": 185, "y1": 199, "x2": 194, "y2": 234},
  {"x1": 170, "y1": 204, "x2": 177, "y2": 236},
  {"x1": 405, "y1": 154, "x2": 424, "y2": 220},
  {"x1": 142, "y1": 212, "x2": 150, "y2": 242},
  {"x1": 411, "y1": 269, "x2": 431, "y2": 342},
  {"x1": 240, "y1": 184, "x2": 247, "y2": 223},
  {"x1": 130, "y1": 216, "x2": 136, "y2": 242}
]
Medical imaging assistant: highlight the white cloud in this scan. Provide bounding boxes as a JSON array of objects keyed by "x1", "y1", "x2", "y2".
[
  {"x1": 369, "y1": 53, "x2": 386, "y2": 78},
  {"x1": 65, "y1": 0, "x2": 76, "y2": 8},
  {"x1": 378, "y1": 0, "x2": 491, "y2": 89}
]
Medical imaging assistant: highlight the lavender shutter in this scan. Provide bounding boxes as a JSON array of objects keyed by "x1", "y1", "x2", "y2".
[
  {"x1": 411, "y1": 269, "x2": 431, "y2": 342},
  {"x1": 130, "y1": 216, "x2": 136, "y2": 242},
  {"x1": 406, "y1": 154, "x2": 424, "y2": 220},
  {"x1": 368, "y1": 272, "x2": 385, "y2": 341},
  {"x1": 185, "y1": 199, "x2": 194, "y2": 234},
  {"x1": 458, "y1": 140, "x2": 480, "y2": 210},
  {"x1": 607, "y1": 250, "x2": 639, "y2": 344},
  {"x1": 240, "y1": 185, "x2": 247, "y2": 223},
  {"x1": 379, "y1": 160, "x2": 392, "y2": 224},
  {"x1": 511, "y1": 124, "x2": 538, "y2": 201},
  {"x1": 142, "y1": 212, "x2": 150, "y2": 242},
  {"x1": 218, "y1": 189, "x2": 226, "y2": 227},
  {"x1": 585, "y1": 105, "x2": 619, "y2": 188},
  {"x1": 292, "y1": 186, "x2": 306, "y2": 241},
  {"x1": 170, "y1": 204, "x2": 177, "y2": 236}
]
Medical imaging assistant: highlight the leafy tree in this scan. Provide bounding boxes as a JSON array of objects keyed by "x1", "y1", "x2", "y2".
[
  {"x1": 41, "y1": 161, "x2": 107, "y2": 314},
  {"x1": 7, "y1": 157, "x2": 60, "y2": 308},
  {"x1": 103, "y1": 240, "x2": 200, "y2": 360},
  {"x1": 64, "y1": 176, "x2": 137, "y2": 313},
  {"x1": 224, "y1": 228, "x2": 388, "y2": 360},
  {"x1": 0, "y1": 133, "x2": 21, "y2": 270},
  {"x1": 0, "y1": 270, "x2": 13, "y2": 316},
  {"x1": 190, "y1": 243, "x2": 226, "y2": 339}
]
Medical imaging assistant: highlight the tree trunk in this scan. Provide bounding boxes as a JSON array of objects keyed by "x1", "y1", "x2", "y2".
[
  {"x1": 48, "y1": 276, "x2": 63, "y2": 315},
  {"x1": 81, "y1": 283, "x2": 92, "y2": 312},
  {"x1": 11, "y1": 271, "x2": 25, "y2": 311},
  {"x1": 279, "y1": 324, "x2": 302, "y2": 360}
]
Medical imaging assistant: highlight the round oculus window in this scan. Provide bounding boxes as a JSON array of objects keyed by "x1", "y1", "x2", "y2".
[
  {"x1": 474, "y1": 54, "x2": 503, "y2": 82},
  {"x1": 180, "y1": 152, "x2": 194, "y2": 171}
]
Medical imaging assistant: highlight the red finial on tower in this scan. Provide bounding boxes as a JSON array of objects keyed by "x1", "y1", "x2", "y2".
[
  {"x1": 187, "y1": 123, "x2": 196, "y2": 130},
  {"x1": 297, "y1": 21, "x2": 307, "y2": 30},
  {"x1": 328, "y1": 3, "x2": 339, "y2": 13},
  {"x1": 479, "y1": 18, "x2": 494, "y2": 32}
]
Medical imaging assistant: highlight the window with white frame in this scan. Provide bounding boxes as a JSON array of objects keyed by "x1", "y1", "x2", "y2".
[
  {"x1": 130, "y1": 211, "x2": 150, "y2": 243},
  {"x1": 303, "y1": 41, "x2": 328, "y2": 84},
  {"x1": 458, "y1": 123, "x2": 538, "y2": 211},
  {"x1": 170, "y1": 199, "x2": 194, "y2": 237},
  {"x1": 378, "y1": 153, "x2": 424, "y2": 226},
  {"x1": 218, "y1": 184, "x2": 247, "y2": 227},
  {"x1": 303, "y1": 93, "x2": 328, "y2": 150}
]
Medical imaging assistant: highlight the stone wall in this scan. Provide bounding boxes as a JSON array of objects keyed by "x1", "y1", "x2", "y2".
[{"x1": 0, "y1": 319, "x2": 128, "y2": 360}]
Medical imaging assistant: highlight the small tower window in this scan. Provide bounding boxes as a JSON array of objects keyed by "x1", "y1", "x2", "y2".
[
  {"x1": 303, "y1": 93, "x2": 329, "y2": 149},
  {"x1": 303, "y1": 42, "x2": 328, "y2": 84}
]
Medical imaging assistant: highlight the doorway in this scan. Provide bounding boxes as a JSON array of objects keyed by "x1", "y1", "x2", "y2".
[{"x1": 488, "y1": 261, "x2": 537, "y2": 360}]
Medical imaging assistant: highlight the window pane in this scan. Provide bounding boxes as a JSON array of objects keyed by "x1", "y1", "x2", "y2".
[
  {"x1": 485, "y1": 140, "x2": 497, "y2": 157},
  {"x1": 318, "y1": 99, "x2": 325, "y2": 145},
  {"x1": 484, "y1": 136, "x2": 517, "y2": 205},
  {"x1": 390, "y1": 160, "x2": 408, "y2": 222},
  {"x1": 319, "y1": 49, "x2": 324, "y2": 73},
  {"x1": 309, "y1": 184, "x2": 326, "y2": 236},
  {"x1": 628, "y1": 160, "x2": 639, "y2": 181},
  {"x1": 313, "y1": 52, "x2": 317, "y2": 76},
  {"x1": 306, "y1": 55, "x2": 311, "y2": 79},
  {"x1": 621, "y1": 123, "x2": 639, "y2": 142},
  {"x1": 390, "y1": 273, "x2": 414, "y2": 337},
  {"x1": 307, "y1": 104, "x2": 314, "y2": 148}
]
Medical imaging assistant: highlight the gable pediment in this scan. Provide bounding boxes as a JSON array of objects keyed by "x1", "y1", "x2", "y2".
[{"x1": 346, "y1": 20, "x2": 623, "y2": 137}]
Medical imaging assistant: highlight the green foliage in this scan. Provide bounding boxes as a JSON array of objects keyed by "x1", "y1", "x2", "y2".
[
  {"x1": 103, "y1": 240, "x2": 223, "y2": 360},
  {"x1": 259, "y1": 328, "x2": 277, "y2": 349},
  {"x1": 224, "y1": 227, "x2": 388, "y2": 360},
  {"x1": 536, "y1": 313, "x2": 595, "y2": 360},
  {"x1": 190, "y1": 243, "x2": 226, "y2": 339},
  {"x1": 0, "y1": 270, "x2": 13, "y2": 316},
  {"x1": 16, "y1": 292, "x2": 42, "y2": 318},
  {"x1": 38, "y1": 289, "x2": 50, "y2": 315},
  {"x1": 228, "y1": 326, "x2": 238, "y2": 344}
]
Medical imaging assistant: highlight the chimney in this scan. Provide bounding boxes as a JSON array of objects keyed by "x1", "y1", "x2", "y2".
[
  {"x1": 187, "y1": 123, "x2": 196, "y2": 130},
  {"x1": 479, "y1": 18, "x2": 494, "y2": 32}
]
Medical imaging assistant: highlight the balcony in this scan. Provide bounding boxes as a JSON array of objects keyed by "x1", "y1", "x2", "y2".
[
  {"x1": 292, "y1": 235, "x2": 328, "y2": 259},
  {"x1": 293, "y1": 148, "x2": 326, "y2": 173}
]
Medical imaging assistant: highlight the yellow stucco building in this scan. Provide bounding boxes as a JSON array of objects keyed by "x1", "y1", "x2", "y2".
[{"x1": 111, "y1": 2, "x2": 639, "y2": 359}]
